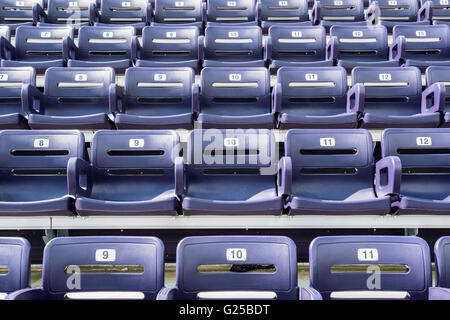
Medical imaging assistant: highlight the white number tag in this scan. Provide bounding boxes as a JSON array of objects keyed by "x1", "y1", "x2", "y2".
[
  {"x1": 154, "y1": 73, "x2": 166, "y2": 81},
  {"x1": 441, "y1": 0, "x2": 449, "y2": 5},
  {"x1": 16, "y1": 1, "x2": 24, "y2": 6},
  {"x1": 175, "y1": 1, "x2": 184, "y2": 6},
  {"x1": 357, "y1": 248, "x2": 378, "y2": 261},
  {"x1": 388, "y1": 0, "x2": 397, "y2": 5},
  {"x1": 291, "y1": 31, "x2": 302, "y2": 38},
  {"x1": 353, "y1": 30, "x2": 363, "y2": 37},
  {"x1": 320, "y1": 137, "x2": 335, "y2": 147},
  {"x1": 229, "y1": 73, "x2": 241, "y2": 81},
  {"x1": 227, "y1": 1, "x2": 237, "y2": 6},
  {"x1": 379, "y1": 73, "x2": 391, "y2": 81},
  {"x1": 228, "y1": 31, "x2": 239, "y2": 38},
  {"x1": 279, "y1": 0, "x2": 288, "y2": 5},
  {"x1": 166, "y1": 31, "x2": 176, "y2": 38},
  {"x1": 95, "y1": 249, "x2": 116, "y2": 262},
  {"x1": 121, "y1": 1, "x2": 131, "y2": 7},
  {"x1": 41, "y1": 32, "x2": 51, "y2": 38},
  {"x1": 34, "y1": 139, "x2": 49, "y2": 148},
  {"x1": 0, "y1": 74, "x2": 8, "y2": 81},
  {"x1": 416, "y1": 30, "x2": 426, "y2": 37},
  {"x1": 129, "y1": 138, "x2": 144, "y2": 148},
  {"x1": 305, "y1": 73, "x2": 318, "y2": 81},
  {"x1": 68, "y1": 1, "x2": 78, "y2": 7},
  {"x1": 75, "y1": 74, "x2": 87, "y2": 81},
  {"x1": 416, "y1": 137, "x2": 432, "y2": 146},
  {"x1": 103, "y1": 31, "x2": 113, "y2": 38},
  {"x1": 226, "y1": 248, "x2": 247, "y2": 261},
  {"x1": 224, "y1": 137, "x2": 239, "y2": 147},
  {"x1": 334, "y1": 0, "x2": 343, "y2": 5}
]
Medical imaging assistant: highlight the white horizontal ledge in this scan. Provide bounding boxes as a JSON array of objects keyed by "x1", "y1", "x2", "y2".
[{"x1": 0, "y1": 217, "x2": 51, "y2": 230}]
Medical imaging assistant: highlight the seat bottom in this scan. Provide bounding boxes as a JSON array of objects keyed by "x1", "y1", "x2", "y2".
[
  {"x1": 28, "y1": 113, "x2": 114, "y2": 130},
  {"x1": 197, "y1": 112, "x2": 275, "y2": 129},
  {"x1": 393, "y1": 195, "x2": 450, "y2": 215},
  {"x1": 0, "y1": 113, "x2": 28, "y2": 129},
  {"x1": 135, "y1": 59, "x2": 200, "y2": 73},
  {"x1": 1, "y1": 59, "x2": 65, "y2": 73},
  {"x1": 67, "y1": 59, "x2": 132, "y2": 73},
  {"x1": 115, "y1": 113, "x2": 193, "y2": 129},
  {"x1": 338, "y1": 59, "x2": 399, "y2": 72},
  {"x1": 404, "y1": 59, "x2": 450, "y2": 72},
  {"x1": 361, "y1": 112, "x2": 440, "y2": 129},
  {"x1": 0, "y1": 195, "x2": 73, "y2": 216},
  {"x1": 278, "y1": 112, "x2": 357, "y2": 129},
  {"x1": 203, "y1": 60, "x2": 265, "y2": 68},
  {"x1": 269, "y1": 59, "x2": 333, "y2": 74}
]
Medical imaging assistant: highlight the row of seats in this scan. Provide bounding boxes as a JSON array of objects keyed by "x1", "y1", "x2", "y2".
[
  {"x1": 0, "y1": 65, "x2": 449, "y2": 130},
  {"x1": 0, "y1": 128, "x2": 448, "y2": 216},
  {"x1": 4, "y1": 24, "x2": 450, "y2": 73},
  {"x1": 1, "y1": 235, "x2": 450, "y2": 300}
]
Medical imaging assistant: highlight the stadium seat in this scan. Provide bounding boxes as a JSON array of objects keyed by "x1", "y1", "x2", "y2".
[
  {"x1": 0, "y1": 237, "x2": 30, "y2": 299},
  {"x1": 206, "y1": 0, "x2": 257, "y2": 26},
  {"x1": 6, "y1": 236, "x2": 165, "y2": 299},
  {"x1": 258, "y1": 0, "x2": 310, "y2": 33},
  {"x1": 0, "y1": 130, "x2": 83, "y2": 216},
  {"x1": 350, "y1": 67, "x2": 441, "y2": 128},
  {"x1": 37, "y1": 0, "x2": 96, "y2": 30},
  {"x1": 1, "y1": 25, "x2": 73, "y2": 73},
  {"x1": 425, "y1": 0, "x2": 450, "y2": 25},
  {"x1": 425, "y1": 66, "x2": 450, "y2": 127},
  {"x1": 70, "y1": 130, "x2": 181, "y2": 216},
  {"x1": 203, "y1": 26, "x2": 264, "y2": 67},
  {"x1": 328, "y1": 25, "x2": 399, "y2": 71},
  {"x1": 66, "y1": 26, "x2": 136, "y2": 73},
  {"x1": 0, "y1": 0, "x2": 43, "y2": 32},
  {"x1": 115, "y1": 67, "x2": 196, "y2": 129},
  {"x1": 429, "y1": 237, "x2": 450, "y2": 299},
  {"x1": 197, "y1": 67, "x2": 273, "y2": 128},
  {"x1": 94, "y1": 0, "x2": 151, "y2": 32},
  {"x1": 152, "y1": 0, "x2": 204, "y2": 30},
  {"x1": 0, "y1": 67, "x2": 35, "y2": 129},
  {"x1": 157, "y1": 236, "x2": 299, "y2": 300},
  {"x1": 135, "y1": 26, "x2": 201, "y2": 72},
  {"x1": 379, "y1": 128, "x2": 450, "y2": 214},
  {"x1": 274, "y1": 67, "x2": 357, "y2": 128},
  {"x1": 282, "y1": 129, "x2": 391, "y2": 215},
  {"x1": 266, "y1": 25, "x2": 332, "y2": 73},
  {"x1": 25, "y1": 67, "x2": 116, "y2": 129},
  {"x1": 311, "y1": 0, "x2": 366, "y2": 31},
  {"x1": 308, "y1": 236, "x2": 432, "y2": 300},
  {"x1": 391, "y1": 25, "x2": 450, "y2": 72},
  {"x1": 180, "y1": 129, "x2": 283, "y2": 215}
]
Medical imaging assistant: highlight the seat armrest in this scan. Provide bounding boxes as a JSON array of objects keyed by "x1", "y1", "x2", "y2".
[
  {"x1": 277, "y1": 156, "x2": 292, "y2": 197},
  {"x1": 421, "y1": 82, "x2": 446, "y2": 114},
  {"x1": 21, "y1": 84, "x2": 44, "y2": 115},
  {"x1": 67, "y1": 157, "x2": 93, "y2": 198},
  {"x1": 146, "y1": 2, "x2": 153, "y2": 24},
  {"x1": 389, "y1": 36, "x2": 406, "y2": 62},
  {"x1": 429, "y1": 287, "x2": 450, "y2": 300},
  {"x1": 375, "y1": 156, "x2": 402, "y2": 197},
  {"x1": 264, "y1": 36, "x2": 272, "y2": 61},
  {"x1": 109, "y1": 83, "x2": 123, "y2": 113},
  {"x1": 325, "y1": 36, "x2": 338, "y2": 62},
  {"x1": 33, "y1": 3, "x2": 47, "y2": 23},
  {"x1": 272, "y1": 82, "x2": 282, "y2": 114},
  {"x1": 156, "y1": 287, "x2": 178, "y2": 300},
  {"x1": 90, "y1": 2, "x2": 100, "y2": 23},
  {"x1": 175, "y1": 157, "x2": 184, "y2": 198},
  {"x1": 192, "y1": 83, "x2": 199, "y2": 114},
  {"x1": 311, "y1": 1, "x2": 321, "y2": 25},
  {"x1": 5, "y1": 288, "x2": 47, "y2": 300},
  {"x1": 63, "y1": 36, "x2": 78, "y2": 60},
  {"x1": 300, "y1": 287, "x2": 322, "y2": 300},
  {"x1": 418, "y1": 0, "x2": 431, "y2": 22},
  {"x1": 130, "y1": 36, "x2": 138, "y2": 61},
  {"x1": 346, "y1": 83, "x2": 365, "y2": 113},
  {"x1": 365, "y1": 1, "x2": 379, "y2": 25},
  {"x1": 0, "y1": 37, "x2": 15, "y2": 60}
]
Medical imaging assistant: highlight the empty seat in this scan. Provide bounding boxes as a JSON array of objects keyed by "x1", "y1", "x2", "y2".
[
  {"x1": 7, "y1": 236, "x2": 165, "y2": 300},
  {"x1": 135, "y1": 26, "x2": 201, "y2": 72},
  {"x1": 1, "y1": 26, "x2": 73, "y2": 73},
  {"x1": 429, "y1": 237, "x2": 450, "y2": 300},
  {"x1": 0, "y1": 67, "x2": 35, "y2": 129},
  {"x1": 425, "y1": 0, "x2": 450, "y2": 25},
  {"x1": 312, "y1": 0, "x2": 366, "y2": 30},
  {"x1": 391, "y1": 25, "x2": 450, "y2": 72},
  {"x1": 0, "y1": 0, "x2": 43, "y2": 32},
  {"x1": 94, "y1": 0, "x2": 151, "y2": 32},
  {"x1": 70, "y1": 130, "x2": 180, "y2": 216},
  {"x1": 379, "y1": 128, "x2": 450, "y2": 215},
  {"x1": 115, "y1": 67, "x2": 196, "y2": 129},
  {"x1": 351, "y1": 67, "x2": 441, "y2": 128},
  {"x1": 282, "y1": 129, "x2": 391, "y2": 214},
  {"x1": 157, "y1": 236, "x2": 298, "y2": 300},
  {"x1": 67, "y1": 26, "x2": 136, "y2": 72},
  {"x1": 308, "y1": 236, "x2": 431, "y2": 300},
  {"x1": 0, "y1": 237, "x2": 30, "y2": 299},
  {"x1": 180, "y1": 129, "x2": 283, "y2": 215},
  {"x1": 328, "y1": 25, "x2": 399, "y2": 71},
  {"x1": 425, "y1": 66, "x2": 450, "y2": 127},
  {"x1": 206, "y1": 0, "x2": 257, "y2": 26},
  {"x1": 197, "y1": 67, "x2": 273, "y2": 128},
  {"x1": 152, "y1": 0, "x2": 204, "y2": 30},
  {"x1": 274, "y1": 67, "x2": 357, "y2": 128},
  {"x1": 37, "y1": 0, "x2": 96, "y2": 30},
  {"x1": 24, "y1": 67, "x2": 116, "y2": 129},
  {"x1": 203, "y1": 26, "x2": 264, "y2": 67},
  {"x1": 258, "y1": 0, "x2": 310, "y2": 33},
  {"x1": 0, "y1": 130, "x2": 83, "y2": 216},
  {"x1": 266, "y1": 25, "x2": 332, "y2": 73}
]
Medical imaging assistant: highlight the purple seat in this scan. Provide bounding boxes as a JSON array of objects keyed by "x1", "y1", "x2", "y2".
[
  {"x1": 206, "y1": 0, "x2": 257, "y2": 27},
  {"x1": 378, "y1": 128, "x2": 450, "y2": 214},
  {"x1": 115, "y1": 67, "x2": 196, "y2": 129},
  {"x1": 350, "y1": 67, "x2": 441, "y2": 128},
  {"x1": 0, "y1": 0, "x2": 43, "y2": 32},
  {"x1": 94, "y1": 0, "x2": 152, "y2": 32},
  {"x1": 70, "y1": 130, "x2": 181, "y2": 216},
  {"x1": 157, "y1": 236, "x2": 299, "y2": 300},
  {"x1": 425, "y1": 65, "x2": 450, "y2": 127},
  {"x1": 282, "y1": 129, "x2": 391, "y2": 215},
  {"x1": 152, "y1": 0, "x2": 204, "y2": 30},
  {"x1": 425, "y1": 0, "x2": 450, "y2": 25},
  {"x1": 429, "y1": 237, "x2": 450, "y2": 299},
  {"x1": 180, "y1": 129, "x2": 283, "y2": 215},
  {"x1": 274, "y1": 67, "x2": 357, "y2": 129},
  {"x1": 37, "y1": 0, "x2": 96, "y2": 30},
  {"x1": 197, "y1": 67, "x2": 273, "y2": 128},
  {"x1": 0, "y1": 237, "x2": 30, "y2": 299},
  {"x1": 7, "y1": 236, "x2": 165, "y2": 300},
  {"x1": 25, "y1": 67, "x2": 116, "y2": 129},
  {"x1": 312, "y1": 0, "x2": 366, "y2": 31},
  {"x1": 309, "y1": 236, "x2": 432, "y2": 300},
  {"x1": 258, "y1": 0, "x2": 310, "y2": 33},
  {"x1": 0, "y1": 130, "x2": 84, "y2": 216}
]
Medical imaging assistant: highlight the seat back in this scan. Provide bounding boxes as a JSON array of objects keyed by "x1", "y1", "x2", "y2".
[
  {"x1": 0, "y1": 237, "x2": 30, "y2": 295},
  {"x1": 393, "y1": 25, "x2": 450, "y2": 61},
  {"x1": 376, "y1": 0, "x2": 419, "y2": 22},
  {"x1": 0, "y1": 26, "x2": 11, "y2": 41},
  {"x1": 14, "y1": 25, "x2": 73, "y2": 60},
  {"x1": 43, "y1": 67, "x2": 114, "y2": 115},
  {"x1": 268, "y1": 25, "x2": 327, "y2": 62},
  {"x1": 425, "y1": 0, "x2": 450, "y2": 21},
  {"x1": 330, "y1": 25, "x2": 389, "y2": 62},
  {"x1": 0, "y1": 0, "x2": 42, "y2": 25},
  {"x1": 276, "y1": 67, "x2": 347, "y2": 116},
  {"x1": 317, "y1": 0, "x2": 364, "y2": 22},
  {"x1": 140, "y1": 26, "x2": 199, "y2": 63},
  {"x1": 98, "y1": 0, "x2": 148, "y2": 24},
  {"x1": 203, "y1": 25, "x2": 262, "y2": 62},
  {"x1": 199, "y1": 67, "x2": 270, "y2": 116},
  {"x1": 153, "y1": 0, "x2": 203, "y2": 25},
  {"x1": 174, "y1": 236, "x2": 298, "y2": 300},
  {"x1": 0, "y1": 67, "x2": 35, "y2": 115},
  {"x1": 42, "y1": 236, "x2": 164, "y2": 299},
  {"x1": 259, "y1": 0, "x2": 309, "y2": 24},
  {"x1": 76, "y1": 26, "x2": 135, "y2": 61},
  {"x1": 352, "y1": 66, "x2": 422, "y2": 116},
  {"x1": 310, "y1": 236, "x2": 432, "y2": 300},
  {"x1": 123, "y1": 67, "x2": 194, "y2": 116},
  {"x1": 206, "y1": 0, "x2": 257, "y2": 24},
  {"x1": 425, "y1": 65, "x2": 450, "y2": 112},
  {"x1": 434, "y1": 236, "x2": 450, "y2": 288},
  {"x1": 46, "y1": 0, "x2": 93, "y2": 24}
]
